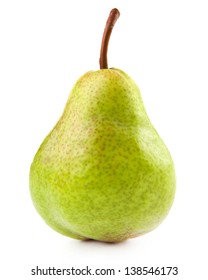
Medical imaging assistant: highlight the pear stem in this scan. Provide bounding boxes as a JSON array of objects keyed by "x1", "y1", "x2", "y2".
[{"x1": 99, "y1": 8, "x2": 120, "y2": 69}]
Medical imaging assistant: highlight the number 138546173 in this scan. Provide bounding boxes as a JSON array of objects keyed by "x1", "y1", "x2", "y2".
[{"x1": 124, "y1": 266, "x2": 178, "y2": 276}]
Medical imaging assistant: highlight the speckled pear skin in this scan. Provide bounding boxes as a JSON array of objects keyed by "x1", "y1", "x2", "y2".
[{"x1": 30, "y1": 69, "x2": 176, "y2": 242}]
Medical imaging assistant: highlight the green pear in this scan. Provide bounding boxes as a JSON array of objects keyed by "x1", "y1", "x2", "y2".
[{"x1": 30, "y1": 8, "x2": 176, "y2": 243}]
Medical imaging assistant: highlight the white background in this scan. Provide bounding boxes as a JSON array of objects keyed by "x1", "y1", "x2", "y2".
[{"x1": 0, "y1": 0, "x2": 208, "y2": 279}]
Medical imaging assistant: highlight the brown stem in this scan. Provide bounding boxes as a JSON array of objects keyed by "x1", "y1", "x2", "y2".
[{"x1": 99, "y1": 8, "x2": 120, "y2": 69}]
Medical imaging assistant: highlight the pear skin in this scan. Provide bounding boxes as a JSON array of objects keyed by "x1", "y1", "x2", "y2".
[{"x1": 30, "y1": 69, "x2": 176, "y2": 242}]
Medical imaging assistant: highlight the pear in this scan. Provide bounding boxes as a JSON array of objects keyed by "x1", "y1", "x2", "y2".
[{"x1": 30, "y1": 8, "x2": 176, "y2": 243}]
